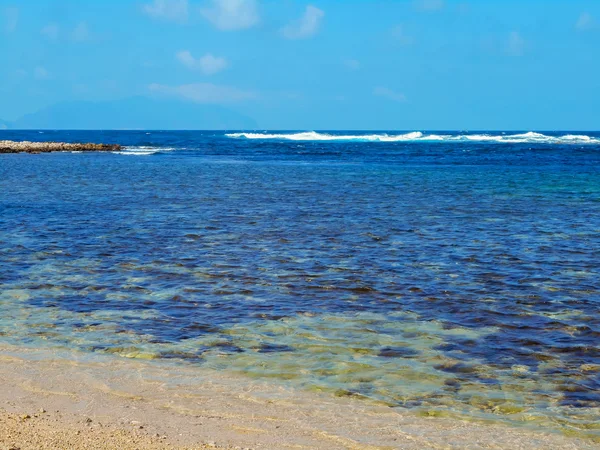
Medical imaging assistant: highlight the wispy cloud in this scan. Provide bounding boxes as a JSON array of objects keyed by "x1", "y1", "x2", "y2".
[
  {"x1": 176, "y1": 50, "x2": 228, "y2": 75},
  {"x1": 34, "y1": 66, "x2": 50, "y2": 80},
  {"x1": 143, "y1": 0, "x2": 188, "y2": 22},
  {"x1": 149, "y1": 83, "x2": 257, "y2": 103},
  {"x1": 373, "y1": 86, "x2": 406, "y2": 102},
  {"x1": 414, "y1": 0, "x2": 444, "y2": 12},
  {"x1": 576, "y1": 12, "x2": 595, "y2": 31},
  {"x1": 507, "y1": 31, "x2": 525, "y2": 56},
  {"x1": 390, "y1": 25, "x2": 414, "y2": 45},
  {"x1": 281, "y1": 5, "x2": 324, "y2": 39},
  {"x1": 343, "y1": 59, "x2": 360, "y2": 70},
  {"x1": 71, "y1": 22, "x2": 90, "y2": 42},
  {"x1": 201, "y1": 0, "x2": 259, "y2": 31},
  {"x1": 3, "y1": 6, "x2": 18, "y2": 33},
  {"x1": 41, "y1": 23, "x2": 59, "y2": 40}
]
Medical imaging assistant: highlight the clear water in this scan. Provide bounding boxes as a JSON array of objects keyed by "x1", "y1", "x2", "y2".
[{"x1": 1, "y1": 130, "x2": 599, "y2": 438}]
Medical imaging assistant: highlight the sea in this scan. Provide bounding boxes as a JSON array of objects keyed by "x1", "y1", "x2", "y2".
[{"x1": 1, "y1": 130, "x2": 599, "y2": 438}]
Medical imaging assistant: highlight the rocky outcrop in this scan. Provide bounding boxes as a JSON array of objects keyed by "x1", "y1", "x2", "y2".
[{"x1": 0, "y1": 140, "x2": 121, "y2": 154}]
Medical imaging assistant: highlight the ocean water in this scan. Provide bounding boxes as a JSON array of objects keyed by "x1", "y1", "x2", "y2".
[{"x1": 1, "y1": 130, "x2": 599, "y2": 438}]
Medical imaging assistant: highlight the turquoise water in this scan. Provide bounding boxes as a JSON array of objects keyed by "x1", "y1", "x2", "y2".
[{"x1": 1, "y1": 130, "x2": 599, "y2": 438}]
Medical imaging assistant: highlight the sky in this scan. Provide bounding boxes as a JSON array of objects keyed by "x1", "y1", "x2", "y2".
[{"x1": 0, "y1": 0, "x2": 599, "y2": 130}]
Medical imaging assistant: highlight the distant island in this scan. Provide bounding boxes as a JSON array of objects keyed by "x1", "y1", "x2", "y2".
[{"x1": 0, "y1": 96, "x2": 257, "y2": 130}]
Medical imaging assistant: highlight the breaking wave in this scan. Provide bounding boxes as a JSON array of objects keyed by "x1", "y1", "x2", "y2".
[
  {"x1": 114, "y1": 146, "x2": 176, "y2": 156},
  {"x1": 226, "y1": 131, "x2": 600, "y2": 144}
]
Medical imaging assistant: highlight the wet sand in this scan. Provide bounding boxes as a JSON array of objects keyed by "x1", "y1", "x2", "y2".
[{"x1": 0, "y1": 345, "x2": 597, "y2": 449}]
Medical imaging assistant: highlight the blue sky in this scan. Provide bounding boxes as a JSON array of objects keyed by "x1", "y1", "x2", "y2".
[{"x1": 0, "y1": 0, "x2": 599, "y2": 130}]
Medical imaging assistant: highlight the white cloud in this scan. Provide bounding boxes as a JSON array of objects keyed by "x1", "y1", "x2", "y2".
[
  {"x1": 414, "y1": 0, "x2": 444, "y2": 12},
  {"x1": 177, "y1": 50, "x2": 197, "y2": 68},
  {"x1": 201, "y1": 0, "x2": 259, "y2": 31},
  {"x1": 576, "y1": 12, "x2": 595, "y2": 31},
  {"x1": 149, "y1": 83, "x2": 257, "y2": 103},
  {"x1": 176, "y1": 50, "x2": 228, "y2": 75},
  {"x1": 390, "y1": 25, "x2": 414, "y2": 45},
  {"x1": 343, "y1": 59, "x2": 360, "y2": 70},
  {"x1": 3, "y1": 7, "x2": 18, "y2": 33},
  {"x1": 143, "y1": 0, "x2": 188, "y2": 22},
  {"x1": 34, "y1": 66, "x2": 49, "y2": 80},
  {"x1": 72, "y1": 22, "x2": 90, "y2": 41},
  {"x1": 41, "y1": 23, "x2": 59, "y2": 40},
  {"x1": 281, "y1": 5, "x2": 324, "y2": 39},
  {"x1": 374, "y1": 86, "x2": 406, "y2": 102},
  {"x1": 507, "y1": 31, "x2": 525, "y2": 56}
]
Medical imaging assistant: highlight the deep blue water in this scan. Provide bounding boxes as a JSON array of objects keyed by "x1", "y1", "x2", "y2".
[{"x1": 1, "y1": 130, "x2": 599, "y2": 437}]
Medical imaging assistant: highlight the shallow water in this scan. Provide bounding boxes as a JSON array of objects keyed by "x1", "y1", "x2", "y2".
[{"x1": 1, "y1": 130, "x2": 599, "y2": 438}]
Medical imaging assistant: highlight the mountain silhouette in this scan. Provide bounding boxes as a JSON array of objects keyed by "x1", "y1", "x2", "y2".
[{"x1": 3, "y1": 97, "x2": 257, "y2": 130}]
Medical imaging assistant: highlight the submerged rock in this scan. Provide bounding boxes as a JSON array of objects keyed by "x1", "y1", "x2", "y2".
[{"x1": 0, "y1": 140, "x2": 121, "y2": 153}]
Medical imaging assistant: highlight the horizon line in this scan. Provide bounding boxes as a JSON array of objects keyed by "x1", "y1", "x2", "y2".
[{"x1": 2, "y1": 129, "x2": 600, "y2": 132}]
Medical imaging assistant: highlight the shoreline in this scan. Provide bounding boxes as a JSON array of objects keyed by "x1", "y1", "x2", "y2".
[
  {"x1": 0, "y1": 345, "x2": 597, "y2": 450},
  {"x1": 0, "y1": 140, "x2": 121, "y2": 154}
]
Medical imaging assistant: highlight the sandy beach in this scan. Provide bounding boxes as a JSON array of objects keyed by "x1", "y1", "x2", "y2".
[{"x1": 1, "y1": 345, "x2": 597, "y2": 450}]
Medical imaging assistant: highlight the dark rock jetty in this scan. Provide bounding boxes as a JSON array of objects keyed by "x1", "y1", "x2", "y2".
[{"x1": 0, "y1": 140, "x2": 121, "y2": 154}]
